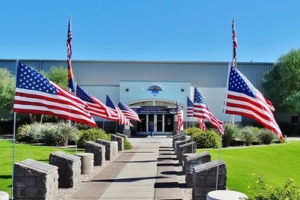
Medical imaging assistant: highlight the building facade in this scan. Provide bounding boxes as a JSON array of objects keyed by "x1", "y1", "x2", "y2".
[{"x1": 0, "y1": 59, "x2": 292, "y2": 135}]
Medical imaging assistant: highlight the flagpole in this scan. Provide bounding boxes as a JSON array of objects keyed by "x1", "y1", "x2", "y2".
[
  {"x1": 11, "y1": 59, "x2": 19, "y2": 200},
  {"x1": 231, "y1": 18, "x2": 238, "y2": 124},
  {"x1": 66, "y1": 15, "x2": 78, "y2": 155},
  {"x1": 11, "y1": 112, "x2": 17, "y2": 200},
  {"x1": 215, "y1": 63, "x2": 231, "y2": 189},
  {"x1": 232, "y1": 18, "x2": 237, "y2": 68},
  {"x1": 215, "y1": 131, "x2": 223, "y2": 190}
]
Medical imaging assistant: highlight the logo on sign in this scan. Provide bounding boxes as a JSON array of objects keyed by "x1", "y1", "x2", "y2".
[{"x1": 148, "y1": 85, "x2": 163, "y2": 96}]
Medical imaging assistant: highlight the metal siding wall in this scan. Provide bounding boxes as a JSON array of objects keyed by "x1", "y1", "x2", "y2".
[
  {"x1": 1, "y1": 59, "x2": 273, "y2": 90},
  {"x1": 75, "y1": 61, "x2": 229, "y2": 87},
  {"x1": 0, "y1": 60, "x2": 270, "y2": 86}
]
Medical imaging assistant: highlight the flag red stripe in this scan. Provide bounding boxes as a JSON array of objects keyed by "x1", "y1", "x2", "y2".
[{"x1": 14, "y1": 91, "x2": 96, "y2": 127}]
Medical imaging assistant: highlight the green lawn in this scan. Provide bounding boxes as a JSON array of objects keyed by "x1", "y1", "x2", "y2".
[
  {"x1": 1, "y1": 140, "x2": 300, "y2": 198},
  {"x1": 197, "y1": 141, "x2": 300, "y2": 195},
  {"x1": 0, "y1": 140, "x2": 84, "y2": 196}
]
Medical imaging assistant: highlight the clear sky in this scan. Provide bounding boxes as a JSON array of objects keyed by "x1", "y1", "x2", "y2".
[{"x1": 1, "y1": 0, "x2": 300, "y2": 63}]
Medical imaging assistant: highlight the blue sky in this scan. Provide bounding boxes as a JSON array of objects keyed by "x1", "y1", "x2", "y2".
[{"x1": 1, "y1": 0, "x2": 300, "y2": 62}]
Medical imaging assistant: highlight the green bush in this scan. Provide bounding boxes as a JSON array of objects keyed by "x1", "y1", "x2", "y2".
[
  {"x1": 222, "y1": 122, "x2": 240, "y2": 147},
  {"x1": 184, "y1": 127, "x2": 202, "y2": 137},
  {"x1": 17, "y1": 123, "x2": 43, "y2": 143},
  {"x1": 238, "y1": 126, "x2": 260, "y2": 146},
  {"x1": 259, "y1": 128, "x2": 276, "y2": 145},
  {"x1": 77, "y1": 128, "x2": 110, "y2": 148},
  {"x1": 193, "y1": 129, "x2": 221, "y2": 149},
  {"x1": 17, "y1": 122, "x2": 78, "y2": 146},
  {"x1": 248, "y1": 174, "x2": 300, "y2": 200},
  {"x1": 55, "y1": 123, "x2": 78, "y2": 146},
  {"x1": 124, "y1": 138, "x2": 132, "y2": 150},
  {"x1": 41, "y1": 124, "x2": 59, "y2": 146}
]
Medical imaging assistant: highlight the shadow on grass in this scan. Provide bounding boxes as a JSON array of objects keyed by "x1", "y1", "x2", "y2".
[{"x1": 0, "y1": 175, "x2": 11, "y2": 179}]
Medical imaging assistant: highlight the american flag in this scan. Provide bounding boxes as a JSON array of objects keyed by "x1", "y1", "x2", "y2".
[
  {"x1": 224, "y1": 65, "x2": 282, "y2": 139},
  {"x1": 106, "y1": 95, "x2": 131, "y2": 126},
  {"x1": 67, "y1": 17, "x2": 75, "y2": 92},
  {"x1": 198, "y1": 118, "x2": 207, "y2": 131},
  {"x1": 177, "y1": 109, "x2": 184, "y2": 131},
  {"x1": 232, "y1": 18, "x2": 238, "y2": 64},
  {"x1": 187, "y1": 96, "x2": 194, "y2": 117},
  {"x1": 13, "y1": 62, "x2": 97, "y2": 127},
  {"x1": 118, "y1": 101, "x2": 141, "y2": 122},
  {"x1": 76, "y1": 86, "x2": 114, "y2": 120},
  {"x1": 193, "y1": 87, "x2": 224, "y2": 134}
]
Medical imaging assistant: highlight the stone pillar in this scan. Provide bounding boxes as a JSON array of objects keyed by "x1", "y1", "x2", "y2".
[
  {"x1": 96, "y1": 139, "x2": 114, "y2": 161},
  {"x1": 75, "y1": 153, "x2": 94, "y2": 174},
  {"x1": 184, "y1": 152, "x2": 211, "y2": 187},
  {"x1": 85, "y1": 141, "x2": 106, "y2": 166},
  {"x1": 110, "y1": 141, "x2": 118, "y2": 157},
  {"x1": 192, "y1": 160, "x2": 226, "y2": 200},
  {"x1": 13, "y1": 159, "x2": 58, "y2": 200},
  {"x1": 111, "y1": 134, "x2": 124, "y2": 151},
  {"x1": 0, "y1": 191, "x2": 9, "y2": 200},
  {"x1": 123, "y1": 129, "x2": 131, "y2": 138},
  {"x1": 49, "y1": 151, "x2": 81, "y2": 188}
]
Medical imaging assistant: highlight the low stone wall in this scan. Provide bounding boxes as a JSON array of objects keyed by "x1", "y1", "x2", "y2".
[
  {"x1": 85, "y1": 141, "x2": 106, "y2": 166},
  {"x1": 13, "y1": 159, "x2": 58, "y2": 200},
  {"x1": 174, "y1": 139, "x2": 192, "y2": 154},
  {"x1": 96, "y1": 139, "x2": 114, "y2": 161},
  {"x1": 177, "y1": 141, "x2": 196, "y2": 164},
  {"x1": 172, "y1": 134, "x2": 186, "y2": 148},
  {"x1": 192, "y1": 160, "x2": 227, "y2": 200},
  {"x1": 184, "y1": 152, "x2": 211, "y2": 187},
  {"x1": 115, "y1": 132, "x2": 128, "y2": 140},
  {"x1": 49, "y1": 151, "x2": 81, "y2": 188},
  {"x1": 111, "y1": 134, "x2": 124, "y2": 151}
]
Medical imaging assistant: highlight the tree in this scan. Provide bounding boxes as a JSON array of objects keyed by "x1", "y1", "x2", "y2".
[
  {"x1": 262, "y1": 48, "x2": 300, "y2": 133},
  {"x1": 41, "y1": 66, "x2": 68, "y2": 89},
  {"x1": 0, "y1": 68, "x2": 15, "y2": 111}
]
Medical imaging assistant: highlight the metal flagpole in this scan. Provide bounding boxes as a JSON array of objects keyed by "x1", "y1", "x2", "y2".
[
  {"x1": 215, "y1": 131, "x2": 223, "y2": 190},
  {"x1": 11, "y1": 112, "x2": 17, "y2": 200},
  {"x1": 215, "y1": 63, "x2": 232, "y2": 190},
  {"x1": 11, "y1": 59, "x2": 19, "y2": 200},
  {"x1": 67, "y1": 15, "x2": 78, "y2": 155}
]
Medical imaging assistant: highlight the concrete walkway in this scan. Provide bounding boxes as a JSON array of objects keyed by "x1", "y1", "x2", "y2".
[{"x1": 70, "y1": 135, "x2": 184, "y2": 200}]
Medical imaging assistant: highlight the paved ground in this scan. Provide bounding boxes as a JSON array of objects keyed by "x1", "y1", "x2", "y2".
[{"x1": 70, "y1": 135, "x2": 185, "y2": 200}]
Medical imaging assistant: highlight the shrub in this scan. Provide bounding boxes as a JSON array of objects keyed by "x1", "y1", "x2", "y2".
[
  {"x1": 77, "y1": 128, "x2": 110, "y2": 148},
  {"x1": 56, "y1": 123, "x2": 78, "y2": 146},
  {"x1": 17, "y1": 122, "x2": 78, "y2": 146},
  {"x1": 184, "y1": 127, "x2": 201, "y2": 137},
  {"x1": 238, "y1": 126, "x2": 260, "y2": 146},
  {"x1": 259, "y1": 128, "x2": 276, "y2": 145},
  {"x1": 17, "y1": 123, "x2": 43, "y2": 143},
  {"x1": 124, "y1": 138, "x2": 132, "y2": 150},
  {"x1": 193, "y1": 129, "x2": 221, "y2": 149},
  {"x1": 247, "y1": 174, "x2": 300, "y2": 200},
  {"x1": 41, "y1": 123, "x2": 60, "y2": 146},
  {"x1": 222, "y1": 122, "x2": 240, "y2": 147}
]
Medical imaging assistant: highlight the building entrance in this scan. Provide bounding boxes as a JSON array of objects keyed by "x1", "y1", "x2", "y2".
[{"x1": 136, "y1": 114, "x2": 174, "y2": 135}]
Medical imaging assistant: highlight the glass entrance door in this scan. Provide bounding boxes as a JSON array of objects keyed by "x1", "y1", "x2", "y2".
[{"x1": 156, "y1": 114, "x2": 163, "y2": 132}]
